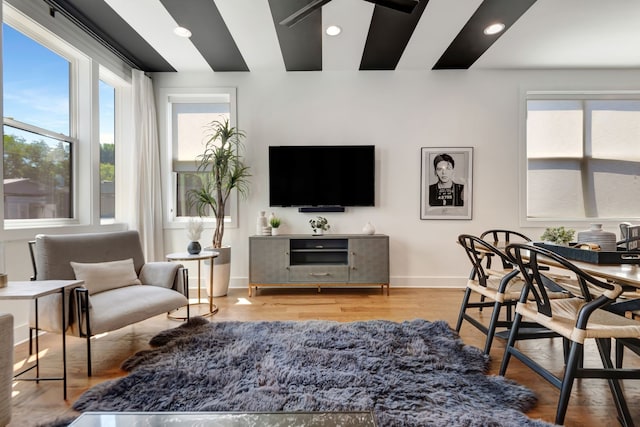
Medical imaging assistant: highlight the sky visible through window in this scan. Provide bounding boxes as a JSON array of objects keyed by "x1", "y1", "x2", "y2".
[{"x1": 2, "y1": 23, "x2": 114, "y2": 145}]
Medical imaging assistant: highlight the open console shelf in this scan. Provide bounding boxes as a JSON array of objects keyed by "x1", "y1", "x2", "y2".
[
  {"x1": 249, "y1": 234, "x2": 389, "y2": 296},
  {"x1": 289, "y1": 238, "x2": 349, "y2": 265}
]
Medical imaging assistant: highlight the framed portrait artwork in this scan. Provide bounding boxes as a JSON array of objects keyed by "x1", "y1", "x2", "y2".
[{"x1": 420, "y1": 147, "x2": 473, "y2": 220}]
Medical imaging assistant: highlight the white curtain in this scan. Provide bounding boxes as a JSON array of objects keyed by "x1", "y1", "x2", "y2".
[{"x1": 131, "y1": 69, "x2": 164, "y2": 261}]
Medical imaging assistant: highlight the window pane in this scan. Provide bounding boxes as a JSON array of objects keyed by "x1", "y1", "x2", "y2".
[
  {"x1": 99, "y1": 80, "x2": 115, "y2": 219},
  {"x1": 588, "y1": 100, "x2": 640, "y2": 161},
  {"x1": 173, "y1": 103, "x2": 230, "y2": 162},
  {"x1": 527, "y1": 100, "x2": 583, "y2": 158},
  {"x1": 172, "y1": 100, "x2": 232, "y2": 219},
  {"x1": 3, "y1": 126, "x2": 71, "y2": 219},
  {"x1": 591, "y1": 161, "x2": 640, "y2": 218},
  {"x1": 526, "y1": 96, "x2": 640, "y2": 221},
  {"x1": 2, "y1": 24, "x2": 70, "y2": 136},
  {"x1": 527, "y1": 160, "x2": 584, "y2": 218},
  {"x1": 176, "y1": 172, "x2": 230, "y2": 217}
]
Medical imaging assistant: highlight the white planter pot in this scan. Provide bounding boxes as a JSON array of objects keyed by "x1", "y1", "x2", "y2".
[{"x1": 205, "y1": 246, "x2": 231, "y2": 297}]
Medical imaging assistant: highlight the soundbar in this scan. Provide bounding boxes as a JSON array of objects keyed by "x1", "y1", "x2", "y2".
[{"x1": 298, "y1": 206, "x2": 345, "y2": 213}]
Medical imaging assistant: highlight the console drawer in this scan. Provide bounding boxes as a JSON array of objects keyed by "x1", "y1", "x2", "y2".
[{"x1": 288, "y1": 265, "x2": 349, "y2": 283}]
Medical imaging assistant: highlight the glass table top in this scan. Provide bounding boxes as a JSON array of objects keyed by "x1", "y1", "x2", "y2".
[{"x1": 69, "y1": 411, "x2": 377, "y2": 427}]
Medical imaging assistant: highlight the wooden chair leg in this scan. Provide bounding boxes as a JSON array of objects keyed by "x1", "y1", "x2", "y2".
[
  {"x1": 484, "y1": 301, "x2": 502, "y2": 354},
  {"x1": 596, "y1": 338, "x2": 633, "y2": 426},
  {"x1": 556, "y1": 341, "x2": 581, "y2": 425},
  {"x1": 615, "y1": 339, "x2": 624, "y2": 368},
  {"x1": 499, "y1": 312, "x2": 523, "y2": 376},
  {"x1": 455, "y1": 287, "x2": 472, "y2": 332}
]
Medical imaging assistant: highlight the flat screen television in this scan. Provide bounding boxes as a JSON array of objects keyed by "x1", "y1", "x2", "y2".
[{"x1": 269, "y1": 145, "x2": 375, "y2": 208}]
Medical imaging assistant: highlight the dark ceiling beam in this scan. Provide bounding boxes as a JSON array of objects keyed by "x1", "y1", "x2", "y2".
[
  {"x1": 160, "y1": 0, "x2": 248, "y2": 72},
  {"x1": 363, "y1": 0, "x2": 420, "y2": 14},
  {"x1": 269, "y1": 0, "x2": 322, "y2": 71},
  {"x1": 44, "y1": 0, "x2": 175, "y2": 72},
  {"x1": 433, "y1": 0, "x2": 538, "y2": 70},
  {"x1": 279, "y1": 0, "x2": 332, "y2": 27},
  {"x1": 359, "y1": 0, "x2": 429, "y2": 70}
]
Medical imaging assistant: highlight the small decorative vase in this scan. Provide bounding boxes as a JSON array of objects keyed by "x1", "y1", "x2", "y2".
[
  {"x1": 577, "y1": 224, "x2": 616, "y2": 252},
  {"x1": 363, "y1": 222, "x2": 375, "y2": 235},
  {"x1": 272, "y1": 227, "x2": 280, "y2": 236},
  {"x1": 187, "y1": 241, "x2": 201, "y2": 255},
  {"x1": 256, "y1": 211, "x2": 268, "y2": 235},
  {"x1": 313, "y1": 229, "x2": 324, "y2": 236}
]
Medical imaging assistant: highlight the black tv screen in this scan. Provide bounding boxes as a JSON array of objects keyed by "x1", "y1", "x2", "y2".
[{"x1": 269, "y1": 145, "x2": 375, "y2": 207}]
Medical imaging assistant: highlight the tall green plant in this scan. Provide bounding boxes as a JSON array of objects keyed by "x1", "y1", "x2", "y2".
[{"x1": 188, "y1": 119, "x2": 251, "y2": 248}]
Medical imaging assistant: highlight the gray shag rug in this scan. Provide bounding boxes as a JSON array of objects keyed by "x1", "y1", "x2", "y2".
[{"x1": 72, "y1": 317, "x2": 554, "y2": 427}]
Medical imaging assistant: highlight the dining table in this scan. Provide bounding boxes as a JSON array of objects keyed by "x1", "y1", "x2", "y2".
[{"x1": 507, "y1": 242, "x2": 640, "y2": 427}]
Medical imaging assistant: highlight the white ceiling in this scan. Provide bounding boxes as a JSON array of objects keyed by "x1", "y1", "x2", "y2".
[{"x1": 69, "y1": 0, "x2": 640, "y2": 72}]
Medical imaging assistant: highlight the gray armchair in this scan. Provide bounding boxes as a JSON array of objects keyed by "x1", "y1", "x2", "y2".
[
  {"x1": 29, "y1": 230, "x2": 189, "y2": 376},
  {"x1": 0, "y1": 312, "x2": 13, "y2": 426}
]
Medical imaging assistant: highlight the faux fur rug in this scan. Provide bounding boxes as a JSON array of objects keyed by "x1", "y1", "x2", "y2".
[{"x1": 72, "y1": 318, "x2": 553, "y2": 426}]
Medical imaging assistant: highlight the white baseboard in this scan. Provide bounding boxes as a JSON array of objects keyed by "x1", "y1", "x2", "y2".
[{"x1": 225, "y1": 276, "x2": 467, "y2": 290}]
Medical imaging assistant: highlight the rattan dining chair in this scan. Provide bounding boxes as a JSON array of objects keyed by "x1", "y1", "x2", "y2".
[
  {"x1": 474, "y1": 230, "x2": 533, "y2": 313},
  {"x1": 500, "y1": 243, "x2": 640, "y2": 426},
  {"x1": 456, "y1": 234, "x2": 567, "y2": 355}
]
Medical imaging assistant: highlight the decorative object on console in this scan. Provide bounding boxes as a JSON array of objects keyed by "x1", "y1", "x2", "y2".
[
  {"x1": 309, "y1": 216, "x2": 330, "y2": 235},
  {"x1": 186, "y1": 218, "x2": 204, "y2": 255},
  {"x1": 72, "y1": 318, "x2": 549, "y2": 427},
  {"x1": 577, "y1": 224, "x2": 616, "y2": 252},
  {"x1": 269, "y1": 213, "x2": 281, "y2": 236},
  {"x1": 362, "y1": 222, "x2": 375, "y2": 235},
  {"x1": 188, "y1": 119, "x2": 251, "y2": 297},
  {"x1": 540, "y1": 226, "x2": 575, "y2": 246},
  {"x1": 256, "y1": 211, "x2": 268, "y2": 235}
]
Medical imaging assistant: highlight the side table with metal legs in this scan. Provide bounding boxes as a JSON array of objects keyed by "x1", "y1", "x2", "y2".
[{"x1": 166, "y1": 251, "x2": 219, "y2": 319}]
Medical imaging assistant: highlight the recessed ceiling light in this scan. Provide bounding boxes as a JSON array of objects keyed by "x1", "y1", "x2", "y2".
[
  {"x1": 325, "y1": 25, "x2": 342, "y2": 36},
  {"x1": 483, "y1": 23, "x2": 505, "y2": 35},
  {"x1": 173, "y1": 26, "x2": 192, "y2": 38}
]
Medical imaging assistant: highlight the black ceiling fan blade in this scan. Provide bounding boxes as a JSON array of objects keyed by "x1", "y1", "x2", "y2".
[
  {"x1": 364, "y1": 0, "x2": 419, "y2": 14},
  {"x1": 279, "y1": 0, "x2": 333, "y2": 27}
]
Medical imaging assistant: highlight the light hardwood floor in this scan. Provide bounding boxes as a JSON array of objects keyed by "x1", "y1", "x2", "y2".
[{"x1": 8, "y1": 287, "x2": 640, "y2": 426}]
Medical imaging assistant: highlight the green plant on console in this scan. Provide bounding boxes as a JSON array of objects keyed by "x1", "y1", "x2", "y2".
[
  {"x1": 309, "y1": 216, "x2": 330, "y2": 233},
  {"x1": 269, "y1": 215, "x2": 281, "y2": 229},
  {"x1": 541, "y1": 226, "x2": 575, "y2": 245}
]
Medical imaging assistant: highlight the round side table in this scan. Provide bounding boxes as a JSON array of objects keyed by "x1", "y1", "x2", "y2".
[{"x1": 166, "y1": 250, "x2": 219, "y2": 318}]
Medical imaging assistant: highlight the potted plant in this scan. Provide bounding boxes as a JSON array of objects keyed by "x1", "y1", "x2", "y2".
[
  {"x1": 540, "y1": 226, "x2": 575, "y2": 246},
  {"x1": 189, "y1": 119, "x2": 251, "y2": 296},
  {"x1": 309, "y1": 216, "x2": 330, "y2": 236},
  {"x1": 269, "y1": 214, "x2": 281, "y2": 236}
]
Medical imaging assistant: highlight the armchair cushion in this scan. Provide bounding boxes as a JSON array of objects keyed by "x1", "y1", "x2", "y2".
[
  {"x1": 71, "y1": 285, "x2": 188, "y2": 336},
  {"x1": 71, "y1": 258, "x2": 141, "y2": 295},
  {"x1": 140, "y1": 262, "x2": 181, "y2": 289}
]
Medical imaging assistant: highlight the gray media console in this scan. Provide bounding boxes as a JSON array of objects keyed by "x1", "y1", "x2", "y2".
[{"x1": 248, "y1": 234, "x2": 389, "y2": 296}]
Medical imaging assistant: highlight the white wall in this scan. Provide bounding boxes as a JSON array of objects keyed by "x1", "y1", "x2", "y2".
[{"x1": 153, "y1": 68, "x2": 640, "y2": 289}]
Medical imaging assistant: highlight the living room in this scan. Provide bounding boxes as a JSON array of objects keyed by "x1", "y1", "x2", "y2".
[{"x1": 1, "y1": 0, "x2": 640, "y2": 426}]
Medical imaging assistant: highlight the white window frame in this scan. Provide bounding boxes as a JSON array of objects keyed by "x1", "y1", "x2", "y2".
[
  {"x1": 519, "y1": 90, "x2": 640, "y2": 227},
  {"x1": 1, "y1": 1, "x2": 132, "y2": 239},
  {"x1": 158, "y1": 87, "x2": 239, "y2": 230}
]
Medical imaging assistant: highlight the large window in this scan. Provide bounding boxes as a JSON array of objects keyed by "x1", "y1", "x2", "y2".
[
  {"x1": 99, "y1": 80, "x2": 115, "y2": 220},
  {"x1": 167, "y1": 89, "x2": 237, "y2": 223},
  {"x1": 3, "y1": 3, "x2": 130, "y2": 232},
  {"x1": 526, "y1": 94, "x2": 640, "y2": 221},
  {"x1": 2, "y1": 23, "x2": 73, "y2": 220}
]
